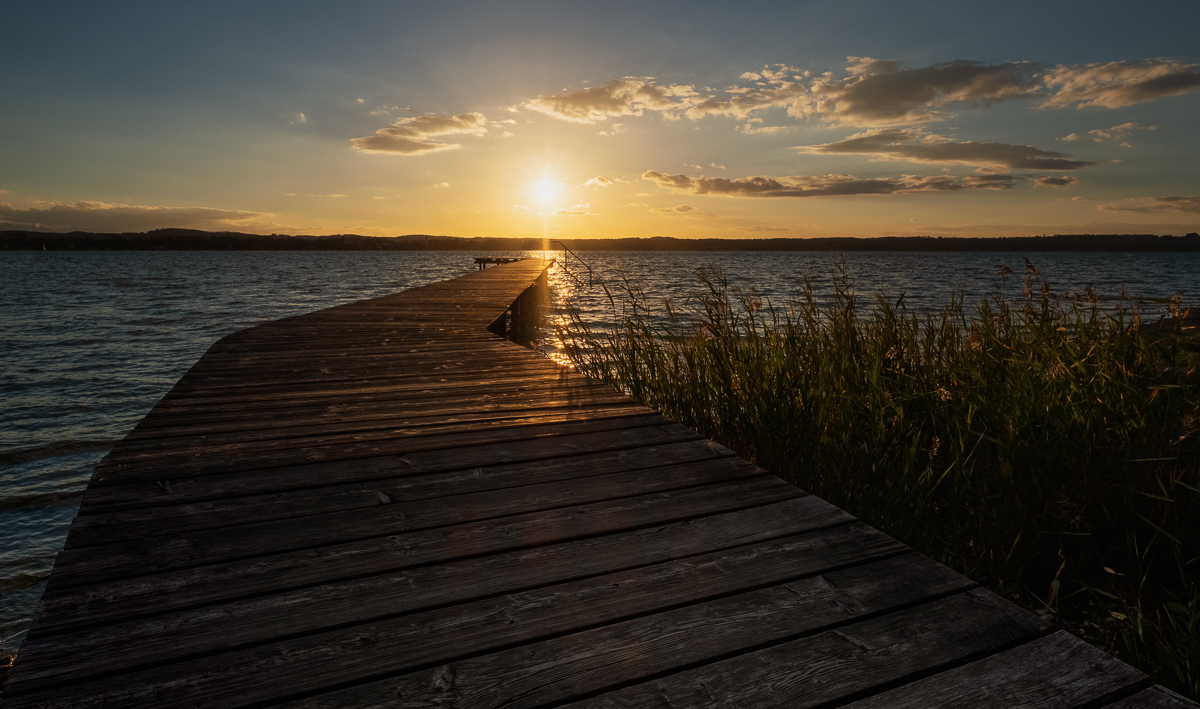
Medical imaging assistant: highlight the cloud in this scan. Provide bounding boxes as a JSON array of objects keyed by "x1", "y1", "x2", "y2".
[
  {"x1": 686, "y1": 65, "x2": 809, "y2": 120},
  {"x1": 1042, "y1": 59, "x2": 1200, "y2": 109},
  {"x1": 1084, "y1": 122, "x2": 1156, "y2": 143},
  {"x1": 517, "y1": 78, "x2": 699, "y2": 123},
  {"x1": 552, "y1": 202, "x2": 595, "y2": 216},
  {"x1": 507, "y1": 56, "x2": 1198, "y2": 139},
  {"x1": 650, "y1": 204, "x2": 699, "y2": 214},
  {"x1": 793, "y1": 59, "x2": 1037, "y2": 126},
  {"x1": 737, "y1": 123, "x2": 793, "y2": 135},
  {"x1": 709, "y1": 163, "x2": 726, "y2": 170},
  {"x1": 1033, "y1": 176, "x2": 1079, "y2": 188},
  {"x1": 1098, "y1": 195, "x2": 1200, "y2": 214},
  {"x1": 0, "y1": 200, "x2": 275, "y2": 232},
  {"x1": 643, "y1": 170, "x2": 1017, "y2": 198},
  {"x1": 307, "y1": 193, "x2": 347, "y2": 198},
  {"x1": 583, "y1": 177, "x2": 617, "y2": 187},
  {"x1": 800, "y1": 129, "x2": 1094, "y2": 171},
  {"x1": 1072, "y1": 196, "x2": 1094, "y2": 202},
  {"x1": 743, "y1": 225, "x2": 790, "y2": 232},
  {"x1": 351, "y1": 113, "x2": 487, "y2": 155},
  {"x1": 432, "y1": 182, "x2": 450, "y2": 189}
]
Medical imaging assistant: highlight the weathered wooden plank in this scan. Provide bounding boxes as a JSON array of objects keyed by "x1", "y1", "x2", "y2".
[
  {"x1": 9, "y1": 547, "x2": 968, "y2": 707},
  {"x1": 66, "y1": 455, "x2": 763, "y2": 553},
  {"x1": 93, "y1": 413, "x2": 675, "y2": 484},
  {"x1": 164, "y1": 354, "x2": 569, "y2": 394},
  {"x1": 268, "y1": 582, "x2": 1039, "y2": 709},
  {"x1": 68, "y1": 440, "x2": 738, "y2": 543},
  {"x1": 134, "y1": 376, "x2": 605, "y2": 423},
  {"x1": 47, "y1": 475, "x2": 802, "y2": 590},
  {"x1": 121, "y1": 384, "x2": 626, "y2": 439},
  {"x1": 111, "y1": 399, "x2": 641, "y2": 453},
  {"x1": 34, "y1": 496, "x2": 845, "y2": 635},
  {"x1": 13, "y1": 519, "x2": 895, "y2": 693},
  {"x1": 156, "y1": 360, "x2": 575, "y2": 402},
  {"x1": 79, "y1": 423, "x2": 708, "y2": 513},
  {"x1": 1105, "y1": 687, "x2": 1199, "y2": 708},
  {"x1": 838, "y1": 631, "x2": 1146, "y2": 709}
]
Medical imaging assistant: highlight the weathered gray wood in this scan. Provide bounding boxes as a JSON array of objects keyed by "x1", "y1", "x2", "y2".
[
  {"x1": 35, "y1": 496, "x2": 849, "y2": 637},
  {"x1": 1106, "y1": 687, "x2": 1199, "y2": 708},
  {"x1": 567, "y1": 587, "x2": 1046, "y2": 709},
  {"x1": 100, "y1": 405, "x2": 655, "y2": 469},
  {"x1": 273, "y1": 581, "x2": 1039, "y2": 709},
  {"x1": 77, "y1": 425, "x2": 711, "y2": 514},
  {"x1": 8, "y1": 258, "x2": 1184, "y2": 709},
  {"x1": 44, "y1": 475, "x2": 803, "y2": 595},
  {"x1": 839, "y1": 631, "x2": 1146, "y2": 709},
  {"x1": 13, "y1": 519, "x2": 889, "y2": 692},
  {"x1": 9, "y1": 552, "x2": 977, "y2": 707},
  {"x1": 122, "y1": 383, "x2": 624, "y2": 438},
  {"x1": 93, "y1": 412, "x2": 674, "y2": 484},
  {"x1": 68, "y1": 440, "x2": 738, "y2": 543}
]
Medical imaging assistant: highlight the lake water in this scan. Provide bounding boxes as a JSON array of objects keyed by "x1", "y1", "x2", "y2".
[{"x1": 2, "y1": 248, "x2": 1198, "y2": 654}]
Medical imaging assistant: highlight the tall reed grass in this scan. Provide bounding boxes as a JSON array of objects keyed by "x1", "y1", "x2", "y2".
[{"x1": 559, "y1": 259, "x2": 1200, "y2": 698}]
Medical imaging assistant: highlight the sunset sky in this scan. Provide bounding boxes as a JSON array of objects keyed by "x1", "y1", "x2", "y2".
[{"x1": 3, "y1": 0, "x2": 1199, "y2": 239}]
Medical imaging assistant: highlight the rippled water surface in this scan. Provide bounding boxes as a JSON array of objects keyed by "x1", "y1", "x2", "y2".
[{"x1": 2, "y1": 248, "x2": 1198, "y2": 653}]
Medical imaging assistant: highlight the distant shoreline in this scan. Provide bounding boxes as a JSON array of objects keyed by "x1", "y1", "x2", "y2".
[{"x1": 3, "y1": 228, "x2": 1200, "y2": 252}]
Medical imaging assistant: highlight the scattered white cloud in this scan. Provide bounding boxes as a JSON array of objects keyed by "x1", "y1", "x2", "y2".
[
  {"x1": 0, "y1": 200, "x2": 275, "y2": 232},
  {"x1": 1098, "y1": 195, "x2": 1200, "y2": 214},
  {"x1": 643, "y1": 170, "x2": 1018, "y2": 198},
  {"x1": 554, "y1": 203, "x2": 595, "y2": 216},
  {"x1": 356, "y1": 98, "x2": 365, "y2": 104},
  {"x1": 432, "y1": 182, "x2": 450, "y2": 189},
  {"x1": 307, "y1": 193, "x2": 347, "y2": 198},
  {"x1": 351, "y1": 112, "x2": 487, "y2": 155},
  {"x1": 743, "y1": 225, "x2": 790, "y2": 232},
  {"x1": 800, "y1": 129, "x2": 1094, "y2": 171},
  {"x1": 1084, "y1": 122, "x2": 1157, "y2": 144},
  {"x1": 737, "y1": 123, "x2": 793, "y2": 135},
  {"x1": 583, "y1": 177, "x2": 618, "y2": 188},
  {"x1": 1072, "y1": 196, "x2": 1094, "y2": 202},
  {"x1": 517, "y1": 78, "x2": 700, "y2": 123},
  {"x1": 1041, "y1": 59, "x2": 1200, "y2": 109},
  {"x1": 686, "y1": 64, "x2": 808, "y2": 120},
  {"x1": 514, "y1": 56, "x2": 1198, "y2": 138},
  {"x1": 709, "y1": 163, "x2": 726, "y2": 170}
]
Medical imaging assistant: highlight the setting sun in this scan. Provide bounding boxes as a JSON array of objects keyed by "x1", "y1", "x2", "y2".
[{"x1": 530, "y1": 179, "x2": 563, "y2": 209}]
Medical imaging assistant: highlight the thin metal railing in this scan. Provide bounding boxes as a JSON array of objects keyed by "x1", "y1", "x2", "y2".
[{"x1": 549, "y1": 240, "x2": 595, "y2": 287}]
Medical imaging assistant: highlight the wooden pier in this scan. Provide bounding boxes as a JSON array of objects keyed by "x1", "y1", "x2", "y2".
[{"x1": 3, "y1": 259, "x2": 1193, "y2": 707}]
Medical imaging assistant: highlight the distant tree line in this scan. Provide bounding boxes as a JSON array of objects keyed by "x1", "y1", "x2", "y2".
[{"x1": 2, "y1": 228, "x2": 1199, "y2": 252}]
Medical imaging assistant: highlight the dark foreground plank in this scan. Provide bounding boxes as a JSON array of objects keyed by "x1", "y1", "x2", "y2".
[{"x1": 6, "y1": 259, "x2": 1192, "y2": 709}]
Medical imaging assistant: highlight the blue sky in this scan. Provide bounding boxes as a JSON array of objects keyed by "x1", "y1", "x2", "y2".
[{"x1": 2, "y1": 0, "x2": 1198, "y2": 238}]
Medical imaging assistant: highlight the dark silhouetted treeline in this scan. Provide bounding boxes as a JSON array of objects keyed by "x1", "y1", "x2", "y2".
[{"x1": 2, "y1": 228, "x2": 1199, "y2": 252}]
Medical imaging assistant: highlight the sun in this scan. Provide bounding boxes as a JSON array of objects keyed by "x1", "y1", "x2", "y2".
[{"x1": 530, "y1": 179, "x2": 562, "y2": 208}]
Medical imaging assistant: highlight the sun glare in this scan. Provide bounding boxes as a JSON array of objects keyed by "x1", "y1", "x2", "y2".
[{"x1": 530, "y1": 179, "x2": 562, "y2": 208}]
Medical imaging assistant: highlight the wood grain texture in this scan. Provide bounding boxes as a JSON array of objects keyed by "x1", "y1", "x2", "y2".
[
  {"x1": 840, "y1": 631, "x2": 1146, "y2": 709},
  {"x1": 8, "y1": 259, "x2": 1188, "y2": 709}
]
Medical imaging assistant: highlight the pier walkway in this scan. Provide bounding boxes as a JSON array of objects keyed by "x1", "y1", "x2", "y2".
[{"x1": 4, "y1": 259, "x2": 1194, "y2": 707}]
